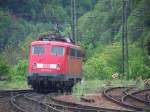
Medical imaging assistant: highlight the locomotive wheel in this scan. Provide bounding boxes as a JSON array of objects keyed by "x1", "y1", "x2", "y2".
[
  {"x1": 61, "y1": 81, "x2": 74, "y2": 93},
  {"x1": 66, "y1": 86, "x2": 73, "y2": 93},
  {"x1": 32, "y1": 80, "x2": 44, "y2": 93}
]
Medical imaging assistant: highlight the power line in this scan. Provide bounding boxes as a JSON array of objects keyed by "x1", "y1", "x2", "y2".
[{"x1": 71, "y1": 0, "x2": 77, "y2": 44}]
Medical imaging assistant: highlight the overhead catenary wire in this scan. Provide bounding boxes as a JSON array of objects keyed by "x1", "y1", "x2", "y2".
[{"x1": 71, "y1": 0, "x2": 77, "y2": 44}]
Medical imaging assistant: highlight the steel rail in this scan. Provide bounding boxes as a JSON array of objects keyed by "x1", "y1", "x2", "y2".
[
  {"x1": 122, "y1": 89, "x2": 150, "y2": 111},
  {"x1": 121, "y1": 95, "x2": 145, "y2": 111},
  {"x1": 103, "y1": 87, "x2": 142, "y2": 112},
  {"x1": 50, "y1": 95, "x2": 133, "y2": 112},
  {"x1": 24, "y1": 93, "x2": 61, "y2": 112},
  {"x1": 0, "y1": 89, "x2": 33, "y2": 93},
  {"x1": 0, "y1": 89, "x2": 33, "y2": 99},
  {"x1": 127, "y1": 89, "x2": 150, "y2": 103},
  {"x1": 26, "y1": 92, "x2": 98, "y2": 112},
  {"x1": 25, "y1": 92, "x2": 133, "y2": 112},
  {"x1": 0, "y1": 88, "x2": 34, "y2": 112},
  {"x1": 46, "y1": 94, "x2": 100, "y2": 112},
  {"x1": 47, "y1": 102, "x2": 98, "y2": 112},
  {"x1": 10, "y1": 94, "x2": 28, "y2": 112}
]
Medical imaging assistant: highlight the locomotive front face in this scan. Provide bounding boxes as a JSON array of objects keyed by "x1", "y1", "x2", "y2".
[
  {"x1": 29, "y1": 45, "x2": 65, "y2": 72},
  {"x1": 27, "y1": 42, "x2": 67, "y2": 86}
]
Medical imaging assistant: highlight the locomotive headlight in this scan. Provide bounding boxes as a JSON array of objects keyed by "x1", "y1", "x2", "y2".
[
  {"x1": 32, "y1": 63, "x2": 37, "y2": 69},
  {"x1": 56, "y1": 64, "x2": 60, "y2": 70},
  {"x1": 49, "y1": 64, "x2": 60, "y2": 70},
  {"x1": 32, "y1": 63, "x2": 44, "y2": 69}
]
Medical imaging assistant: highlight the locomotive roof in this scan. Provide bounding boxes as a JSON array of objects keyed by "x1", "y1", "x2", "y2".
[
  {"x1": 38, "y1": 34, "x2": 75, "y2": 44},
  {"x1": 31, "y1": 41, "x2": 81, "y2": 49}
]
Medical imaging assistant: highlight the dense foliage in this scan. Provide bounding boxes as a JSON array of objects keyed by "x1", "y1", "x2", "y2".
[
  {"x1": 0, "y1": 56, "x2": 9, "y2": 79},
  {"x1": 79, "y1": 0, "x2": 150, "y2": 79},
  {"x1": 0, "y1": 0, "x2": 150, "y2": 81}
]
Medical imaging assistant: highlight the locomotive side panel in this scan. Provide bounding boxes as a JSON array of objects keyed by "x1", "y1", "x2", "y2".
[
  {"x1": 66, "y1": 47, "x2": 83, "y2": 80},
  {"x1": 68, "y1": 58, "x2": 82, "y2": 75}
]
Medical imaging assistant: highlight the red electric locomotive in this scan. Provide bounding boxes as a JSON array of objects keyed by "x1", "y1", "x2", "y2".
[{"x1": 27, "y1": 34, "x2": 83, "y2": 91}]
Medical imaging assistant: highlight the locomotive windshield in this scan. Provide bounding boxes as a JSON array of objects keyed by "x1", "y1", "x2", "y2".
[
  {"x1": 51, "y1": 46, "x2": 65, "y2": 56},
  {"x1": 32, "y1": 45, "x2": 44, "y2": 55}
]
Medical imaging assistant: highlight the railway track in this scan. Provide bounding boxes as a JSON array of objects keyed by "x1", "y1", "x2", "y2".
[
  {"x1": 11, "y1": 92, "x2": 61, "y2": 112},
  {"x1": 46, "y1": 93, "x2": 134, "y2": 112},
  {"x1": 128, "y1": 89, "x2": 150, "y2": 104},
  {"x1": 103, "y1": 87, "x2": 150, "y2": 112},
  {"x1": 24, "y1": 92, "x2": 134, "y2": 112},
  {"x1": 0, "y1": 89, "x2": 34, "y2": 112},
  {"x1": 26, "y1": 92, "x2": 99, "y2": 112},
  {"x1": 122, "y1": 88, "x2": 150, "y2": 111},
  {"x1": 31, "y1": 93, "x2": 99, "y2": 112},
  {"x1": 1, "y1": 87, "x2": 149, "y2": 112}
]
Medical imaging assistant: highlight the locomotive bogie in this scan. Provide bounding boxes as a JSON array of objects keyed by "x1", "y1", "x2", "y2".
[{"x1": 27, "y1": 73, "x2": 80, "y2": 92}]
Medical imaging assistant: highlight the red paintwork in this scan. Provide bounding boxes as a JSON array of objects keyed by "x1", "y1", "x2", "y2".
[{"x1": 28, "y1": 41, "x2": 83, "y2": 77}]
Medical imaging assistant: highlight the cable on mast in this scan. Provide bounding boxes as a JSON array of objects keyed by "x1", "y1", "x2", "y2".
[
  {"x1": 122, "y1": 0, "x2": 129, "y2": 79},
  {"x1": 71, "y1": 0, "x2": 77, "y2": 44}
]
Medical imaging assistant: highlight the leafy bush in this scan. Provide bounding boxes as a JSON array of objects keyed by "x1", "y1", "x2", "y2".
[
  {"x1": 84, "y1": 42, "x2": 150, "y2": 80},
  {"x1": 84, "y1": 43, "x2": 122, "y2": 79},
  {"x1": 128, "y1": 44, "x2": 150, "y2": 79},
  {"x1": 84, "y1": 55, "x2": 112, "y2": 79},
  {"x1": 0, "y1": 57, "x2": 9, "y2": 78},
  {"x1": 10, "y1": 59, "x2": 28, "y2": 81}
]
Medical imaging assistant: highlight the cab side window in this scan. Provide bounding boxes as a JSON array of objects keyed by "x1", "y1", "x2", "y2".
[
  {"x1": 77, "y1": 50, "x2": 82, "y2": 57},
  {"x1": 70, "y1": 48, "x2": 82, "y2": 58},
  {"x1": 70, "y1": 48, "x2": 76, "y2": 56}
]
